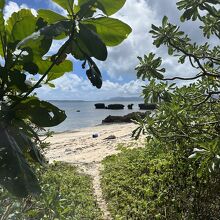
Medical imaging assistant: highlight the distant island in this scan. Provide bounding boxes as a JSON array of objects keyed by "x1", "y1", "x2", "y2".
[
  {"x1": 48, "y1": 97, "x2": 144, "y2": 102},
  {"x1": 103, "y1": 96, "x2": 144, "y2": 102}
]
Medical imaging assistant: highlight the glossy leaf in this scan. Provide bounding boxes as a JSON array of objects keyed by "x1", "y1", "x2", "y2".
[
  {"x1": 78, "y1": 0, "x2": 126, "y2": 16},
  {"x1": 86, "y1": 57, "x2": 102, "y2": 88},
  {"x1": 0, "y1": 124, "x2": 41, "y2": 197},
  {"x1": 18, "y1": 20, "x2": 71, "y2": 48},
  {"x1": 6, "y1": 9, "x2": 37, "y2": 43},
  {"x1": 96, "y1": 0, "x2": 126, "y2": 16},
  {"x1": 38, "y1": 9, "x2": 67, "y2": 24},
  {"x1": 18, "y1": 36, "x2": 52, "y2": 60},
  {"x1": 82, "y1": 17, "x2": 132, "y2": 46},
  {"x1": 15, "y1": 98, "x2": 67, "y2": 127},
  {"x1": 77, "y1": 23, "x2": 107, "y2": 61},
  {"x1": 36, "y1": 59, "x2": 72, "y2": 75}
]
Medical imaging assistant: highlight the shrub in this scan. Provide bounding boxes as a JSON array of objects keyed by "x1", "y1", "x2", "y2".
[
  {"x1": 0, "y1": 162, "x2": 102, "y2": 220},
  {"x1": 101, "y1": 145, "x2": 220, "y2": 219}
]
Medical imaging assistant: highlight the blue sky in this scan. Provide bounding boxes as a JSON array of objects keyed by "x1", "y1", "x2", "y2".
[{"x1": 4, "y1": 0, "x2": 217, "y2": 100}]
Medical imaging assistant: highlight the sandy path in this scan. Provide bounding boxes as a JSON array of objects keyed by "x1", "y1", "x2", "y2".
[{"x1": 45, "y1": 123, "x2": 144, "y2": 220}]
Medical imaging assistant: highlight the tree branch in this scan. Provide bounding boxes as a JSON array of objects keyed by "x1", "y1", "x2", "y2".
[
  {"x1": 163, "y1": 74, "x2": 203, "y2": 81},
  {"x1": 169, "y1": 40, "x2": 220, "y2": 78},
  {"x1": 194, "y1": 91, "x2": 220, "y2": 106}
]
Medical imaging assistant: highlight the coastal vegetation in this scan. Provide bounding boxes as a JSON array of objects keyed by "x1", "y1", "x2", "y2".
[
  {"x1": 0, "y1": 162, "x2": 102, "y2": 219},
  {"x1": 101, "y1": 145, "x2": 220, "y2": 219},
  {"x1": 101, "y1": 0, "x2": 220, "y2": 218},
  {"x1": 0, "y1": 0, "x2": 131, "y2": 197},
  {"x1": 0, "y1": 0, "x2": 219, "y2": 219}
]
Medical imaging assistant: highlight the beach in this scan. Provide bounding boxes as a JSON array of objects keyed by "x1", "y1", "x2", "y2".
[
  {"x1": 45, "y1": 122, "x2": 145, "y2": 220},
  {"x1": 45, "y1": 122, "x2": 144, "y2": 172}
]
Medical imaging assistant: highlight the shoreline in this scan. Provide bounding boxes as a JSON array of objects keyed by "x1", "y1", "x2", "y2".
[
  {"x1": 45, "y1": 122, "x2": 144, "y2": 166},
  {"x1": 51, "y1": 122, "x2": 132, "y2": 135},
  {"x1": 45, "y1": 122, "x2": 145, "y2": 220}
]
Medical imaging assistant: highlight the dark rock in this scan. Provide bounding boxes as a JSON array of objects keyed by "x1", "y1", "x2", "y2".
[
  {"x1": 107, "y1": 104, "x2": 124, "y2": 110},
  {"x1": 128, "y1": 104, "x2": 133, "y2": 109},
  {"x1": 102, "y1": 112, "x2": 146, "y2": 123},
  {"x1": 138, "y1": 103, "x2": 156, "y2": 110},
  {"x1": 95, "y1": 103, "x2": 106, "y2": 109},
  {"x1": 92, "y1": 133, "x2": 99, "y2": 138},
  {"x1": 105, "y1": 135, "x2": 116, "y2": 140}
]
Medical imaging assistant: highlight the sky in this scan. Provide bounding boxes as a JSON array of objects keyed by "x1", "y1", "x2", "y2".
[{"x1": 3, "y1": 0, "x2": 218, "y2": 101}]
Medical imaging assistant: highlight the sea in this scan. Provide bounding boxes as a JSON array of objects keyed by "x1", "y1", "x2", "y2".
[{"x1": 49, "y1": 100, "x2": 146, "y2": 133}]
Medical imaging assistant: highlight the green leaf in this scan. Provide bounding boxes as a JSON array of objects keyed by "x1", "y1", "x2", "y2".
[
  {"x1": 70, "y1": 40, "x2": 85, "y2": 60},
  {"x1": 8, "y1": 126, "x2": 46, "y2": 165},
  {"x1": 82, "y1": 17, "x2": 132, "y2": 46},
  {"x1": 0, "y1": 124, "x2": 41, "y2": 197},
  {"x1": 96, "y1": 0, "x2": 126, "y2": 16},
  {"x1": 52, "y1": 0, "x2": 74, "y2": 13},
  {"x1": 47, "y1": 72, "x2": 66, "y2": 81},
  {"x1": 47, "y1": 82, "x2": 56, "y2": 88},
  {"x1": 0, "y1": 0, "x2": 5, "y2": 37},
  {"x1": 168, "y1": 47, "x2": 174, "y2": 55},
  {"x1": 0, "y1": 0, "x2": 5, "y2": 10},
  {"x1": 86, "y1": 57, "x2": 102, "y2": 88},
  {"x1": 15, "y1": 98, "x2": 67, "y2": 127},
  {"x1": 162, "y1": 16, "x2": 168, "y2": 27},
  {"x1": 8, "y1": 70, "x2": 29, "y2": 92},
  {"x1": 36, "y1": 59, "x2": 72, "y2": 75},
  {"x1": 23, "y1": 62, "x2": 39, "y2": 75},
  {"x1": 151, "y1": 24, "x2": 160, "y2": 32},
  {"x1": 18, "y1": 21, "x2": 71, "y2": 48},
  {"x1": 38, "y1": 9, "x2": 67, "y2": 24},
  {"x1": 78, "y1": 0, "x2": 126, "y2": 16},
  {"x1": 6, "y1": 9, "x2": 37, "y2": 43},
  {"x1": 76, "y1": 0, "x2": 97, "y2": 18},
  {"x1": 180, "y1": 8, "x2": 195, "y2": 22},
  {"x1": 77, "y1": 23, "x2": 107, "y2": 61},
  {"x1": 0, "y1": 13, "x2": 5, "y2": 57},
  {"x1": 18, "y1": 36, "x2": 52, "y2": 60}
]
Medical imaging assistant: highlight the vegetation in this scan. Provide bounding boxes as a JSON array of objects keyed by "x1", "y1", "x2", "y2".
[
  {"x1": 101, "y1": 0, "x2": 220, "y2": 219},
  {"x1": 101, "y1": 146, "x2": 220, "y2": 219},
  {"x1": 0, "y1": 162, "x2": 102, "y2": 220},
  {"x1": 134, "y1": 0, "x2": 220, "y2": 174},
  {"x1": 0, "y1": 0, "x2": 131, "y2": 197}
]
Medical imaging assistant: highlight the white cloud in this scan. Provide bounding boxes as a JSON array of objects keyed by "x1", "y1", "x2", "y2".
[
  {"x1": 4, "y1": 1, "x2": 37, "y2": 20},
  {"x1": 37, "y1": 73, "x2": 145, "y2": 100},
  {"x1": 98, "y1": 0, "x2": 160, "y2": 80}
]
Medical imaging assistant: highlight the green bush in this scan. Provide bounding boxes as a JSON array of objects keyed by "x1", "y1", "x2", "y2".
[
  {"x1": 101, "y1": 145, "x2": 220, "y2": 219},
  {"x1": 0, "y1": 162, "x2": 102, "y2": 220}
]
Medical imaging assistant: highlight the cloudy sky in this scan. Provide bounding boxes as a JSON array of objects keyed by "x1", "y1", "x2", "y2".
[{"x1": 3, "y1": 0, "x2": 216, "y2": 100}]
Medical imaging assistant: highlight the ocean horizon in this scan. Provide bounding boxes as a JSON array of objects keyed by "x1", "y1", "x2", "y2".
[{"x1": 49, "y1": 100, "x2": 146, "y2": 133}]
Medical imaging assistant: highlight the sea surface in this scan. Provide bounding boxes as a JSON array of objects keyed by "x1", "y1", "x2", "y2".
[{"x1": 49, "y1": 100, "x2": 146, "y2": 132}]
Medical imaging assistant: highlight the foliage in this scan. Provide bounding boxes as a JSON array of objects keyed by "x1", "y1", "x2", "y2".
[
  {"x1": 101, "y1": 146, "x2": 220, "y2": 219},
  {"x1": 0, "y1": 162, "x2": 102, "y2": 220},
  {"x1": 99, "y1": 1, "x2": 220, "y2": 218},
  {"x1": 0, "y1": 0, "x2": 131, "y2": 197},
  {"x1": 134, "y1": 0, "x2": 220, "y2": 177}
]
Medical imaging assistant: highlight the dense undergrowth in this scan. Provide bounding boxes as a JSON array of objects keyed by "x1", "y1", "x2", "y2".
[
  {"x1": 101, "y1": 145, "x2": 220, "y2": 219},
  {"x1": 0, "y1": 162, "x2": 102, "y2": 220}
]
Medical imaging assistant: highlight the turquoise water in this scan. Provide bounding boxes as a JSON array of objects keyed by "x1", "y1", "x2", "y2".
[{"x1": 49, "y1": 101, "x2": 146, "y2": 132}]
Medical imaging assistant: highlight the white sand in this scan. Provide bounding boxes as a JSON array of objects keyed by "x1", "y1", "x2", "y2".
[{"x1": 45, "y1": 123, "x2": 145, "y2": 220}]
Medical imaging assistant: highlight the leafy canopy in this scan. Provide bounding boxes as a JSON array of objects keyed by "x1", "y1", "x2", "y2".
[
  {"x1": 135, "y1": 0, "x2": 220, "y2": 177},
  {"x1": 0, "y1": 0, "x2": 131, "y2": 197}
]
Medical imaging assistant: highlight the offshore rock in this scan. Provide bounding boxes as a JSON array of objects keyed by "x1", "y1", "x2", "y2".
[
  {"x1": 102, "y1": 112, "x2": 146, "y2": 123},
  {"x1": 138, "y1": 103, "x2": 156, "y2": 110}
]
